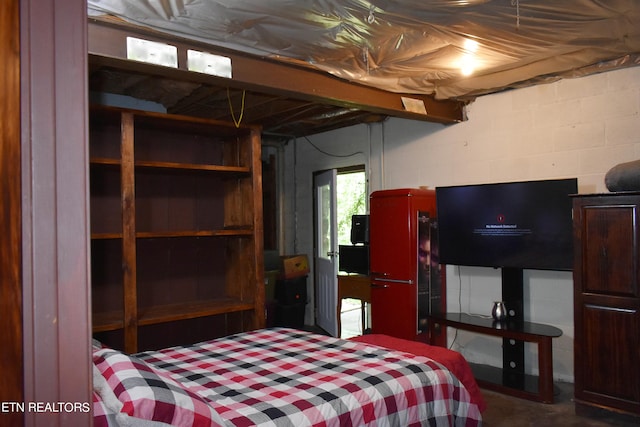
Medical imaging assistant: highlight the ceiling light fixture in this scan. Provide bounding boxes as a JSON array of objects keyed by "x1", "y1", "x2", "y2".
[{"x1": 460, "y1": 38, "x2": 479, "y2": 76}]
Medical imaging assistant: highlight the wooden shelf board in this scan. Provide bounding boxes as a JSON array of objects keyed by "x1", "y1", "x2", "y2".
[
  {"x1": 91, "y1": 233, "x2": 123, "y2": 240},
  {"x1": 91, "y1": 104, "x2": 258, "y2": 134},
  {"x1": 91, "y1": 229, "x2": 253, "y2": 240},
  {"x1": 93, "y1": 299, "x2": 255, "y2": 332},
  {"x1": 93, "y1": 311, "x2": 125, "y2": 332},
  {"x1": 90, "y1": 157, "x2": 121, "y2": 166},
  {"x1": 135, "y1": 160, "x2": 250, "y2": 174},
  {"x1": 135, "y1": 228, "x2": 253, "y2": 239},
  {"x1": 137, "y1": 298, "x2": 255, "y2": 326},
  {"x1": 429, "y1": 312, "x2": 562, "y2": 339},
  {"x1": 90, "y1": 158, "x2": 252, "y2": 175}
]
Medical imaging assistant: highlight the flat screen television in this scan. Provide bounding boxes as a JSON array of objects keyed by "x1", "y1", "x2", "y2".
[{"x1": 435, "y1": 178, "x2": 578, "y2": 271}]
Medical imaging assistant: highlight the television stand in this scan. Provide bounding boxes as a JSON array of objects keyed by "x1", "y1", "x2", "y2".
[
  {"x1": 427, "y1": 312, "x2": 562, "y2": 403},
  {"x1": 428, "y1": 267, "x2": 562, "y2": 403}
]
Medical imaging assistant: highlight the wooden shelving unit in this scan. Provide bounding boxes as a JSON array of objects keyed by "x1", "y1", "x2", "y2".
[{"x1": 89, "y1": 105, "x2": 265, "y2": 353}]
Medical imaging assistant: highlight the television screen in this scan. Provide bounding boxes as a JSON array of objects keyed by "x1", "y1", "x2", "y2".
[{"x1": 436, "y1": 178, "x2": 577, "y2": 271}]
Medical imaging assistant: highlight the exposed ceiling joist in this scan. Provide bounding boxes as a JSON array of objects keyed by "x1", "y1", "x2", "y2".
[{"x1": 88, "y1": 19, "x2": 466, "y2": 137}]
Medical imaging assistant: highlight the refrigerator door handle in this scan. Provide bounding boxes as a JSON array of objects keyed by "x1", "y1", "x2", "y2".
[
  {"x1": 370, "y1": 271, "x2": 389, "y2": 277},
  {"x1": 371, "y1": 278, "x2": 414, "y2": 285}
]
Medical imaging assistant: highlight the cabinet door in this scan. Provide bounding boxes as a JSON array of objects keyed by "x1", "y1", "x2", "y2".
[
  {"x1": 574, "y1": 196, "x2": 640, "y2": 415},
  {"x1": 371, "y1": 282, "x2": 417, "y2": 340},
  {"x1": 581, "y1": 205, "x2": 637, "y2": 296},
  {"x1": 577, "y1": 304, "x2": 640, "y2": 411},
  {"x1": 369, "y1": 195, "x2": 414, "y2": 280}
]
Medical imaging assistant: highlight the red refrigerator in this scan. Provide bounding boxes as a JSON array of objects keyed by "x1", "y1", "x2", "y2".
[{"x1": 369, "y1": 188, "x2": 445, "y2": 344}]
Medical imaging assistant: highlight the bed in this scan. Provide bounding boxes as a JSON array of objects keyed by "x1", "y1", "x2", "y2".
[{"x1": 92, "y1": 328, "x2": 484, "y2": 426}]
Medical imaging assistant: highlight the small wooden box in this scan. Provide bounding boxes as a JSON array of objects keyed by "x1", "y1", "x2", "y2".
[{"x1": 280, "y1": 255, "x2": 309, "y2": 279}]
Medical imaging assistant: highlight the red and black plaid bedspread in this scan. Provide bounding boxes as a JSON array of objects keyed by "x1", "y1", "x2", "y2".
[{"x1": 134, "y1": 328, "x2": 482, "y2": 426}]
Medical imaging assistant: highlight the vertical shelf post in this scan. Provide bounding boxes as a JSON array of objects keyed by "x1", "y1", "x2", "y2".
[{"x1": 121, "y1": 112, "x2": 138, "y2": 353}]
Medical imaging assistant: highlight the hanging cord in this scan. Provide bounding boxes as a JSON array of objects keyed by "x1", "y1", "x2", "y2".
[
  {"x1": 449, "y1": 265, "x2": 461, "y2": 350},
  {"x1": 511, "y1": 0, "x2": 520, "y2": 29},
  {"x1": 227, "y1": 88, "x2": 246, "y2": 128},
  {"x1": 304, "y1": 136, "x2": 363, "y2": 158},
  {"x1": 367, "y1": 5, "x2": 375, "y2": 24}
]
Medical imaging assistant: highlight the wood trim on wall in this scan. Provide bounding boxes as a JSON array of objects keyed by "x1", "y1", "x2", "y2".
[
  {"x1": 1, "y1": 1, "x2": 24, "y2": 425},
  {"x1": 20, "y1": 0, "x2": 92, "y2": 425}
]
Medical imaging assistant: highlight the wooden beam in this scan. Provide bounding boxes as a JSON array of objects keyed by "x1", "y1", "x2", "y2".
[
  {"x1": 1, "y1": 1, "x2": 23, "y2": 424},
  {"x1": 88, "y1": 19, "x2": 465, "y2": 124},
  {"x1": 21, "y1": 0, "x2": 92, "y2": 425}
]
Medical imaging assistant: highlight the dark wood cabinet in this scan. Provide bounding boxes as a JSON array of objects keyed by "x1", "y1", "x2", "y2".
[
  {"x1": 573, "y1": 192, "x2": 640, "y2": 418},
  {"x1": 90, "y1": 105, "x2": 264, "y2": 353}
]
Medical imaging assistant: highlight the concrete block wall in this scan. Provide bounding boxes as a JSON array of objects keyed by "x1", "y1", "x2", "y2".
[{"x1": 283, "y1": 66, "x2": 640, "y2": 382}]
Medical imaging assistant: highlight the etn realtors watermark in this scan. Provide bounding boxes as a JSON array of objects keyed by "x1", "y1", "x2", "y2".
[{"x1": 1, "y1": 401, "x2": 90, "y2": 413}]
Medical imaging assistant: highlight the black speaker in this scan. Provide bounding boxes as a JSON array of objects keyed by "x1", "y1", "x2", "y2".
[
  {"x1": 275, "y1": 276, "x2": 307, "y2": 305},
  {"x1": 350, "y1": 214, "x2": 369, "y2": 244},
  {"x1": 274, "y1": 276, "x2": 307, "y2": 328}
]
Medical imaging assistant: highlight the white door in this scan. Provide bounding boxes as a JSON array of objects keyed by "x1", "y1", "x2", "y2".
[{"x1": 315, "y1": 169, "x2": 338, "y2": 336}]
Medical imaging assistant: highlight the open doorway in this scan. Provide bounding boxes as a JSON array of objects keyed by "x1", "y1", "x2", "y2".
[
  {"x1": 336, "y1": 169, "x2": 367, "y2": 246},
  {"x1": 313, "y1": 166, "x2": 367, "y2": 337},
  {"x1": 336, "y1": 168, "x2": 367, "y2": 338}
]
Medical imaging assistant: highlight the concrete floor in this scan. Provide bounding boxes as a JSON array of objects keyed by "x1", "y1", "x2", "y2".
[{"x1": 481, "y1": 382, "x2": 638, "y2": 426}]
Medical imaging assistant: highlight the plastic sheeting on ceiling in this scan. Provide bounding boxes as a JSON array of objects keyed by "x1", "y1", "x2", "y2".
[{"x1": 88, "y1": 0, "x2": 640, "y2": 100}]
